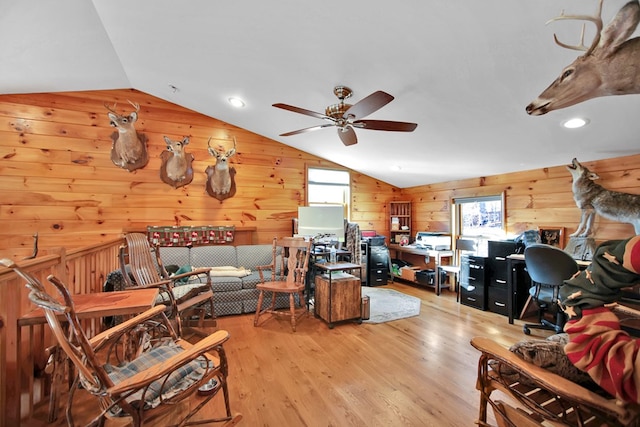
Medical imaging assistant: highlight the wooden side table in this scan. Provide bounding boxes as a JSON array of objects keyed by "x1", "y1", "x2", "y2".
[{"x1": 314, "y1": 262, "x2": 362, "y2": 328}]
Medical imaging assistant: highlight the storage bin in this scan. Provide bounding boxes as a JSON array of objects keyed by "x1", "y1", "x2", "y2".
[{"x1": 415, "y1": 269, "x2": 446, "y2": 286}]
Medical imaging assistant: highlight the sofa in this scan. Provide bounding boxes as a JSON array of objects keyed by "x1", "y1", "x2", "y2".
[{"x1": 158, "y1": 244, "x2": 291, "y2": 317}]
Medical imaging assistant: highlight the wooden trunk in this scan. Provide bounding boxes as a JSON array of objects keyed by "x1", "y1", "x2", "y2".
[{"x1": 314, "y1": 274, "x2": 361, "y2": 326}]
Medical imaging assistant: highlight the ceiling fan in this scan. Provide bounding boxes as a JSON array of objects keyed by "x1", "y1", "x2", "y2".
[{"x1": 273, "y1": 86, "x2": 418, "y2": 146}]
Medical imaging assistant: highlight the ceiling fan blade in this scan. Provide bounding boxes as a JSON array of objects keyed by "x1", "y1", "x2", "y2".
[
  {"x1": 338, "y1": 126, "x2": 358, "y2": 146},
  {"x1": 343, "y1": 91, "x2": 394, "y2": 119},
  {"x1": 280, "y1": 123, "x2": 334, "y2": 136},
  {"x1": 352, "y1": 119, "x2": 418, "y2": 132},
  {"x1": 273, "y1": 103, "x2": 331, "y2": 121}
]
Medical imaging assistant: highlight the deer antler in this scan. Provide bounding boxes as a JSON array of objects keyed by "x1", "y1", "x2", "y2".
[
  {"x1": 547, "y1": 0, "x2": 604, "y2": 55},
  {"x1": 127, "y1": 100, "x2": 140, "y2": 112},
  {"x1": 104, "y1": 102, "x2": 119, "y2": 114},
  {"x1": 207, "y1": 136, "x2": 236, "y2": 153}
]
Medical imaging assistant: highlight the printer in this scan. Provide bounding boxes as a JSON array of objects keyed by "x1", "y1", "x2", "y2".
[{"x1": 413, "y1": 232, "x2": 451, "y2": 251}]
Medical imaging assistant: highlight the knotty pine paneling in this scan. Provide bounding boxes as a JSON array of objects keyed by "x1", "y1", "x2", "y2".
[
  {"x1": 0, "y1": 89, "x2": 396, "y2": 258},
  {"x1": 2, "y1": 89, "x2": 640, "y2": 258},
  {"x1": 403, "y1": 155, "x2": 640, "y2": 246}
]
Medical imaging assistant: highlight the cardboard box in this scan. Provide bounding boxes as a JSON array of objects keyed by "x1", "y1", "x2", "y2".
[{"x1": 400, "y1": 266, "x2": 421, "y2": 282}]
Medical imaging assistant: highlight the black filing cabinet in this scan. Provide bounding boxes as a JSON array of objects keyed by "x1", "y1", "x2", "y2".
[
  {"x1": 367, "y1": 245, "x2": 390, "y2": 286},
  {"x1": 487, "y1": 241, "x2": 523, "y2": 317},
  {"x1": 460, "y1": 255, "x2": 487, "y2": 310}
]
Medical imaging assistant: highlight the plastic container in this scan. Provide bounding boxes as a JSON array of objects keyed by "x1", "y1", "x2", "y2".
[{"x1": 329, "y1": 246, "x2": 337, "y2": 263}]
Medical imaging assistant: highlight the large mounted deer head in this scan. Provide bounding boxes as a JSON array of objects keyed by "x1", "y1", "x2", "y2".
[
  {"x1": 526, "y1": 0, "x2": 640, "y2": 115},
  {"x1": 205, "y1": 137, "x2": 237, "y2": 201},
  {"x1": 104, "y1": 100, "x2": 149, "y2": 171},
  {"x1": 159, "y1": 136, "x2": 194, "y2": 188}
]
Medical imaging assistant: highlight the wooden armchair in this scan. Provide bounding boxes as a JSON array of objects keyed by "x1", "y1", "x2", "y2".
[
  {"x1": 2, "y1": 258, "x2": 241, "y2": 427},
  {"x1": 254, "y1": 236, "x2": 312, "y2": 331},
  {"x1": 471, "y1": 335, "x2": 640, "y2": 426},
  {"x1": 120, "y1": 232, "x2": 215, "y2": 336}
]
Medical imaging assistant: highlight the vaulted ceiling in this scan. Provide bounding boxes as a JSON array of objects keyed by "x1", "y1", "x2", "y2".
[{"x1": 2, "y1": 0, "x2": 639, "y2": 188}]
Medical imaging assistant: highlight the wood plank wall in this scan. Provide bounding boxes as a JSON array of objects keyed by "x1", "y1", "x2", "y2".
[
  {"x1": 1, "y1": 88, "x2": 638, "y2": 258},
  {"x1": 0, "y1": 89, "x2": 398, "y2": 259},
  {"x1": 403, "y1": 155, "x2": 640, "y2": 246}
]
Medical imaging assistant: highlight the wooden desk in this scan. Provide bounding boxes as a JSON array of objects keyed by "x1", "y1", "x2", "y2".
[
  {"x1": 505, "y1": 253, "x2": 590, "y2": 268},
  {"x1": 17, "y1": 288, "x2": 159, "y2": 421},
  {"x1": 388, "y1": 244, "x2": 454, "y2": 295}
]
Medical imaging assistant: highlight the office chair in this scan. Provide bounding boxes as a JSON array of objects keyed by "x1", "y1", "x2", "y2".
[{"x1": 523, "y1": 243, "x2": 579, "y2": 335}]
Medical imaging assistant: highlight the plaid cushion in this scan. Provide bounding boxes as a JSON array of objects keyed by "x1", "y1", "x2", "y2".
[{"x1": 105, "y1": 342, "x2": 205, "y2": 411}]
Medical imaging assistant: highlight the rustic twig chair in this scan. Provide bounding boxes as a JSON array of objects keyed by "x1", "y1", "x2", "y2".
[
  {"x1": 254, "y1": 236, "x2": 312, "y2": 331},
  {"x1": 471, "y1": 333, "x2": 640, "y2": 427},
  {"x1": 1, "y1": 258, "x2": 241, "y2": 427},
  {"x1": 120, "y1": 233, "x2": 215, "y2": 336}
]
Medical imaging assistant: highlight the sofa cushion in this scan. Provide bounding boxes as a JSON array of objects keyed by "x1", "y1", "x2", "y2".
[
  {"x1": 236, "y1": 244, "x2": 275, "y2": 270},
  {"x1": 158, "y1": 247, "x2": 190, "y2": 268},
  {"x1": 241, "y1": 271, "x2": 272, "y2": 290},
  {"x1": 191, "y1": 246, "x2": 237, "y2": 268},
  {"x1": 209, "y1": 276, "x2": 243, "y2": 293}
]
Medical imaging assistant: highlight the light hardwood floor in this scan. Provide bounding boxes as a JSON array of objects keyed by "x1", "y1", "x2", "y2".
[{"x1": 27, "y1": 281, "x2": 546, "y2": 427}]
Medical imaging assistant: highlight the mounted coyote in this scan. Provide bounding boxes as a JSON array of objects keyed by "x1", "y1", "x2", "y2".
[{"x1": 567, "y1": 158, "x2": 640, "y2": 236}]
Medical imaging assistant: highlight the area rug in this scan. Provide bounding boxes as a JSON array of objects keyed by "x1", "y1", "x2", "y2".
[{"x1": 361, "y1": 287, "x2": 421, "y2": 323}]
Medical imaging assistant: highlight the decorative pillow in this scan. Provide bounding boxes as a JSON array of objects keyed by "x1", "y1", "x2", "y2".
[
  {"x1": 171, "y1": 265, "x2": 193, "y2": 283},
  {"x1": 489, "y1": 333, "x2": 594, "y2": 386},
  {"x1": 508, "y1": 333, "x2": 593, "y2": 385}
]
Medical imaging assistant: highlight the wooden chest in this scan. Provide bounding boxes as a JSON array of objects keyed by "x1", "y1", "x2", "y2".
[{"x1": 314, "y1": 274, "x2": 361, "y2": 327}]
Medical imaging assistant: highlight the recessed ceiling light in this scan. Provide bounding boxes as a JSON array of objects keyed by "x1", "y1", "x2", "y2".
[
  {"x1": 228, "y1": 97, "x2": 245, "y2": 108},
  {"x1": 562, "y1": 118, "x2": 589, "y2": 129}
]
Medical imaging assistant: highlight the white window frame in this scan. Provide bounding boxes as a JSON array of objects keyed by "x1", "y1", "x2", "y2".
[
  {"x1": 451, "y1": 193, "x2": 505, "y2": 255},
  {"x1": 306, "y1": 166, "x2": 350, "y2": 220}
]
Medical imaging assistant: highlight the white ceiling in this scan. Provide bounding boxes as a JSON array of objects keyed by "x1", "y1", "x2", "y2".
[{"x1": 2, "y1": 0, "x2": 639, "y2": 188}]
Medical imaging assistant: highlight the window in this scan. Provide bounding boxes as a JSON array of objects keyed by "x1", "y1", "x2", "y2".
[
  {"x1": 452, "y1": 193, "x2": 505, "y2": 255},
  {"x1": 307, "y1": 167, "x2": 350, "y2": 219}
]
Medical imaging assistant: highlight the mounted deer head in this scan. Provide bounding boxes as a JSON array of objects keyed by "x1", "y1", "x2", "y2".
[
  {"x1": 526, "y1": 0, "x2": 640, "y2": 115},
  {"x1": 205, "y1": 137, "x2": 237, "y2": 201},
  {"x1": 104, "y1": 100, "x2": 149, "y2": 171},
  {"x1": 159, "y1": 136, "x2": 194, "y2": 188}
]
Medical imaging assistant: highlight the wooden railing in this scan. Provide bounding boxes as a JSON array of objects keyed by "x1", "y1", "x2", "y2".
[{"x1": 0, "y1": 238, "x2": 122, "y2": 427}]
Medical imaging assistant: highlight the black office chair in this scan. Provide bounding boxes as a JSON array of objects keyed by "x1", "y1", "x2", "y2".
[{"x1": 523, "y1": 243, "x2": 579, "y2": 335}]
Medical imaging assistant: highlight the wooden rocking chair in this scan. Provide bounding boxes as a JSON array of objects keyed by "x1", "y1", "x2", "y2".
[
  {"x1": 120, "y1": 232, "x2": 216, "y2": 337},
  {"x1": 2, "y1": 258, "x2": 241, "y2": 427}
]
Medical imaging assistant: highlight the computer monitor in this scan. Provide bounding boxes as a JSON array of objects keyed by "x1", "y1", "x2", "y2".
[{"x1": 295, "y1": 206, "x2": 345, "y2": 243}]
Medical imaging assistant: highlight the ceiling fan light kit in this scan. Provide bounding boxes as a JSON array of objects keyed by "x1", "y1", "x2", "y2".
[{"x1": 273, "y1": 85, "x2": 417, "y2": 146}]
